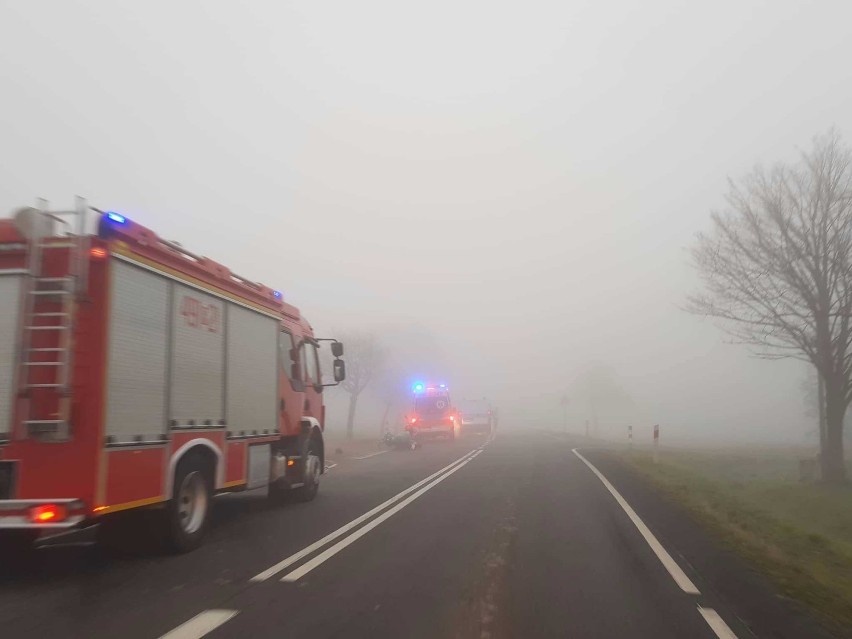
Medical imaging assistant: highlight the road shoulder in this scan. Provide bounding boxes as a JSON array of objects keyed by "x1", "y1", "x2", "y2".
[{"x1": 583, "y1": 449, "x2": 839, "y2": 639}]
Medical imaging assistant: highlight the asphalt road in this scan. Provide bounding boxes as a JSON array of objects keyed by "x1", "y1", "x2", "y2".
[{"x1": 0, "y1": 430, "x2": 836, "y2": 639}]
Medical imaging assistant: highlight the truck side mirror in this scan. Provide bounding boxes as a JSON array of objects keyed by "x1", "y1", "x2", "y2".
[
  {"x1": 331, "y1": 342, "x2": 344, "y2": 358},
  {"x1": 333, "y1": 359, "x2": 346, "y2": 382}
]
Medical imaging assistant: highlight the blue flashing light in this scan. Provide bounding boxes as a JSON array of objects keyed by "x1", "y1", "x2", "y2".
[
  {"x1": 413, "y1": 383, "x2": 425, "y2": 393},
  {"x1": 273, "y1": 290, "x2": 282, "y2": 299},
  {"x1": 106, "y1": 212, "x2": 127, "y2": 224}
]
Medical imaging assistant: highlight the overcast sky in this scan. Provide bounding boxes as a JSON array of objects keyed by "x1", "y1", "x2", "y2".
[{"x1": 2, "y1": 1, "x2": 851, "y2": 444}]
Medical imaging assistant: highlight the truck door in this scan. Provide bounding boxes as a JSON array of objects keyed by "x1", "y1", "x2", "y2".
[
  {"x1": 299, "y1": 340, "x2": 322, "y2": 425},
  {"x1": 278, "y1": 329, "x2": 302, "y2": 437}
]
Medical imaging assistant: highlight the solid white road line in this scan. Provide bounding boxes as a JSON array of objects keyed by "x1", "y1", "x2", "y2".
[
  {"x1": 250, "y1": 448, "x2": 479, "y2": 582},
  {"x1": 698, "y1": 606, "x2": 739, "y2": 639},
  {"x1": 352, "y1": 450, "x2": 389, "y2": 460},
  {"x1": 281, "y1": 450, "x2": 483, "y2": 582},
  {"x1": 158, "y1": 609, "x2": 238, "y2": 639},
  {"x1": 572, "y1": 448, "x2": 701, "y2": 595}
]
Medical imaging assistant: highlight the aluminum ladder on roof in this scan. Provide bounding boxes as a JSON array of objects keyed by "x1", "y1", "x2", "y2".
[{"x1": 15, "y1": 197, "x2": 90, "y2": 441}]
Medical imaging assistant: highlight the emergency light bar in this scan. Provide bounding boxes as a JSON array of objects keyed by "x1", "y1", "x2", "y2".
[
  {"x1": 412, "y1": 382, "x2": 448, "y2": 393},
  {"x1": 106, "y1": 212, "x2": 127, "y2": 224}
]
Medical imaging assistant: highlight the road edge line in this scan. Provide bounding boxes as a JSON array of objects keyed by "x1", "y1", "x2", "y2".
[
  {"x1": 571, "y1": 448, "x2": 701, "y2": 595},
  {"x1": 698, "y1": 606, "x2": 739, "y2": 639}
]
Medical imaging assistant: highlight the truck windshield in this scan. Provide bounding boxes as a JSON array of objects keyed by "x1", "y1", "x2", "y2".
[{"x1": 415, "y1": 396, "x2": 451, "y2": 414}]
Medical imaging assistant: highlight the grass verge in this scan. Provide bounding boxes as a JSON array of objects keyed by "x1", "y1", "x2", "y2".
[{"x1": 621, "y1": 449, "x2": 852, "y2": 635}]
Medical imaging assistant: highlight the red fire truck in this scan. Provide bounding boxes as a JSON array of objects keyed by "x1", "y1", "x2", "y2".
[
  {"x1": 405, "y1": 383, "x2": 459, "y2": 441},
  {"x1": 0, "y1": 199, "x2": 345, "y2": 552}
]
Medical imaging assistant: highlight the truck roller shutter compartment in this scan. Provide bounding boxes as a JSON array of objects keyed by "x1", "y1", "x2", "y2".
[{"x1": 105, "y1": 261, "x2": 169, "y2": 442}]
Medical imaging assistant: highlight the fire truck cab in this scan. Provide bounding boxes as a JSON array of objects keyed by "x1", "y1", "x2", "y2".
[
  {"x1": 0, "y1": 199, "x2": 345, "y2": 552},
  {"x1": 405, "y1": 383, "x2": 458, "y2": 441}
]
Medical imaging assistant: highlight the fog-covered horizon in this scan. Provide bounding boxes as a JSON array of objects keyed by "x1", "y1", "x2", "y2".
[{"x1": 3, "y1": 1, "x2": 850, "y2": 446}]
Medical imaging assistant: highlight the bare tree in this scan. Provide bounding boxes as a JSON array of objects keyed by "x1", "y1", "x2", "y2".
[
  {"x1": 688, "y1": 131, "x2": 852, "y2": 483},
  {"x1": 336, "y1": 331, "x2": 386, "y2": 440},
  {"x1": 800, "y1": 374, "x2": 822, "y2": 441}
]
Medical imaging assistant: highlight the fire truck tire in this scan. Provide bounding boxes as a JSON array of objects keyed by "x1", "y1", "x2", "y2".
[
  {"x1": 291, "y1": 439, "x2": 321, "y2": 503},
  {"x1": 166, "y1": 454, "x2": 212, "y2": 553}
]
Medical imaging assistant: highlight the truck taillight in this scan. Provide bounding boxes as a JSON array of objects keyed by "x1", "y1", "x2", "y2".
[
  {"x1": 90, "y1": 247, "x2": 108, "y2": 259},
  {"x1": 410, "y1": 417, "x2": 417, "y2": 424},
  {"x1": 30, "y1": 504, "x2": 67, "y2": 523}
]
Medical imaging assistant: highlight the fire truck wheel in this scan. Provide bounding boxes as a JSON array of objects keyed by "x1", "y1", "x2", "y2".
[
  {"x1": 292, "y1": 441, "x2": 321, "y2": 503},
  {"x1": 166, "y1": 454, "x2": 212, "y2": 553}
]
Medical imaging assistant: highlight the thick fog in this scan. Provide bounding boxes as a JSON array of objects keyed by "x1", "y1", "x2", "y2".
[{"x1": 2, "y1": 1, "x2": 850, "y2": 445}]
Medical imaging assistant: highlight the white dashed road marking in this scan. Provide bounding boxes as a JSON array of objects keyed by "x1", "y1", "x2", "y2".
[{"x1": 157, "y1": 609, "x2": 238, "y2": 639}]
